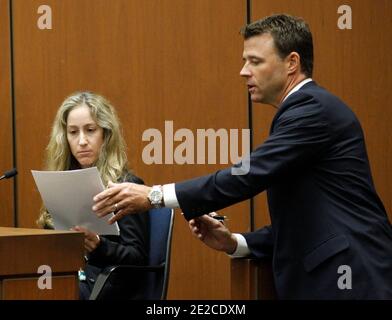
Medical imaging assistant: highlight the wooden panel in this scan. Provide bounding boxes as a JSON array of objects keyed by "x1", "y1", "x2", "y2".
[
  {"x1": 0, "y1": 0, "x2": 14, "y2": 227},
  {"x1": 251, "y1": 0, "x2": 392, "y2": 228},
  {"x1": 231, "y1": 259, "x2": 257, "y2": 299},
  {"x1": 0, "y1": 227, "x2": 83, "y2": 300},
  {"x1": 0, "y1": 227, "x2": 84, "y2": 275},
  {"x1": 1, "y1": 275, "x2": 78, "y2": 300},
  {"x1": 231, "y1": 258, "x2": 276, "y2": 299},
  {"x1": 12, "y1": 0, "x2": 248, "y2": 299}
]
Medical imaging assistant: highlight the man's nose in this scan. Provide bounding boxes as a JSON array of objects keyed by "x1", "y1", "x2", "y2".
[{"x1": 240, "y1": 64, "x2": 251, "y2": 77}]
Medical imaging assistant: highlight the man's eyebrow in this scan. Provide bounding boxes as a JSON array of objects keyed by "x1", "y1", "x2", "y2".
[{"x1": 243, "y1": 55, "x2": 263, "y2": 60}]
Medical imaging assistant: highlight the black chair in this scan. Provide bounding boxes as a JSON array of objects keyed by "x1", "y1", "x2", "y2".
[{"x1": 89, "y1": 208, "x2": 174, "y2": 300}]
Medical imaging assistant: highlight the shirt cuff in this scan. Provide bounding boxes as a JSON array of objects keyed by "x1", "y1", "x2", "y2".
[
  {"x1": 228, "y1": 233, "x2": 251, "y2": 258},
  {"x1": 162, "y1": 183, "x2": 179, "y2": 208}
]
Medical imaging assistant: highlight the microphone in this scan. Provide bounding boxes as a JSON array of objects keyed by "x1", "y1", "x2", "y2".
[{"x1": 0, "y1": 168, "x2": 18, "y2": 181}]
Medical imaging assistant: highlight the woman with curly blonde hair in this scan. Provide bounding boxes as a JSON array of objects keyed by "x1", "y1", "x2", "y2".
[{"x1": 37, "y1": 91, "x2": 149, "y2": 299}]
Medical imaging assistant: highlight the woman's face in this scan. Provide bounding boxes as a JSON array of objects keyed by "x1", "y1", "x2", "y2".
[{"x1": 66, "y1": 104, "x2": 104, "y2": 168}]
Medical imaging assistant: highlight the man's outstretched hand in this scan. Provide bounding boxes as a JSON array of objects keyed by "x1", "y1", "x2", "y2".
[{"x1": 93, "y1": 182, "x2": 152, "y2": 224}]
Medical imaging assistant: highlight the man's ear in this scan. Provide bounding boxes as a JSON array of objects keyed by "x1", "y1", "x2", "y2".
[{"x1": 286, "y1": 52, "x2": 301, "y2": 75}]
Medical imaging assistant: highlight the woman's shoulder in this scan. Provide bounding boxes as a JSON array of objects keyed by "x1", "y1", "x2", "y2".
[{"x1": 122, "y1": 171, "x2": 144, "y2": 185}]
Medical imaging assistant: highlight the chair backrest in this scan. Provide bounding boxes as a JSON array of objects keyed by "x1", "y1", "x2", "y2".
[
  {"x1": 146, "y1": 207, "x2": 174, "y2": 299},
  {"x1": 88, "y1": 208, "x2": 175, "y2": 300}
]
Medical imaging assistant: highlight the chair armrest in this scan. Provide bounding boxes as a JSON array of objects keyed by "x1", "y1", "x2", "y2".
[
  {"x1": 108, "y1": 264, "x2": 165, "y2": 273},
  {"x1": 89, "y1": 263, "x2": 165, "y2": 300}
]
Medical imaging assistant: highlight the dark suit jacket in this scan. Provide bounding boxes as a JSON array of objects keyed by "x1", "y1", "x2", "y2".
[
  {"x1": 176, "y1": 81, "x2": 392, "y2": 299},
  {"x1": 80, "y1": 173, "x2": 149, "y2": 300}
]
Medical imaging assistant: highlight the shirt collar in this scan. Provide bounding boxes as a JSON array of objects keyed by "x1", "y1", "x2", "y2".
[{"x1": 282, "y1": 78, "x2": 313, "y2": 102}]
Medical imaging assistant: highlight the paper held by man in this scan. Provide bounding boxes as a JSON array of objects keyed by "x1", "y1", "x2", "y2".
[{"x1": 32, "y1": 167, "x2": 120, "y2": 235}]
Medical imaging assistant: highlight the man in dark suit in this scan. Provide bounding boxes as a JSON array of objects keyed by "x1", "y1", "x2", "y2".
[{"x1": 93, "y1": 14, "x2": 392, "y2": 299}]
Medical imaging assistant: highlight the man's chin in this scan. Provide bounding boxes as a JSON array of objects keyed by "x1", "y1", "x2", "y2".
[
  {"x1": 250, "y1": 94, "x2": 263, "y2": 103},
  {"x1": 250, "y1": 94, "x2": 273, "y2": 105}
]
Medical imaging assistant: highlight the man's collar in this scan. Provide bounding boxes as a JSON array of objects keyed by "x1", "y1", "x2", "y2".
[{"x1": 282, "y1": 78, "x2": 313, "y2": 103}]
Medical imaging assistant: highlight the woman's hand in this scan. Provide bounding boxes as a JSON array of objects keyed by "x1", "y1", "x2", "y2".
[{"x1": 72, "y1": 226, "x2": 101, "y2": 253}]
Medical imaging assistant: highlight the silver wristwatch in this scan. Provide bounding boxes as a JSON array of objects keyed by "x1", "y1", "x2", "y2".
[{"x1": 148, "y1": 185, "x2": 164, "y2": 208}]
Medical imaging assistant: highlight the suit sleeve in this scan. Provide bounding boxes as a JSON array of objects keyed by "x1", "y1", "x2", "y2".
[
  {"x1": 176, "y1": 93, "x2": 332, "y2": 220},
  {"x1": 242, "y1": 225, "x2": 274, "y2": 259},
  {"x1": 87, "y1": 174, "x2": 149, "y2": 266}
]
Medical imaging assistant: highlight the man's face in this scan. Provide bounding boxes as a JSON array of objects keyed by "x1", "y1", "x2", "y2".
[{"x1": 240, "y1": 33, "x2": 288, "y2": 106}]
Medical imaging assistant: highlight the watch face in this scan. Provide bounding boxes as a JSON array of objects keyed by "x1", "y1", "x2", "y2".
[
  {"x1": 151, "y1": 191, "x2": 161, "y2": 202},
  {"x1": 150, "y1": 190, "x2": 162, "y2": 203},
  {"x1": 149, "y1": 186, "x2": 163, "y2": 206}
]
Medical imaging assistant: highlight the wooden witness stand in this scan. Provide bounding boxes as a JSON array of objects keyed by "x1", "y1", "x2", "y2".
[
  {"x1": 0, "y1": 227, "x2": 84, "y2": 300},
  {"x1": 231, "y1": 258, "x2": 277, "y2": 299}
]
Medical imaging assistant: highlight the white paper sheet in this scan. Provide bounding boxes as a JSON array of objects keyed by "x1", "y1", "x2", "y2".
[{"x1": 32, "y1": 167, "x2": 120, "y2": 235}]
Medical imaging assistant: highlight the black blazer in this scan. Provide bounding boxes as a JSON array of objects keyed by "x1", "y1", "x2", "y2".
[
  {"x1": 80, "y1": 173, "x2": 149, "y2": 300},
  {"x1": 176, "y1": 81, "x2": 392, "y2": 299}
]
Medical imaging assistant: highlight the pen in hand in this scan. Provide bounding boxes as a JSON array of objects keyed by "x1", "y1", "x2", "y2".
[{"x1": 211, "y1": 215, "x2": 228, "y2": 222}]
